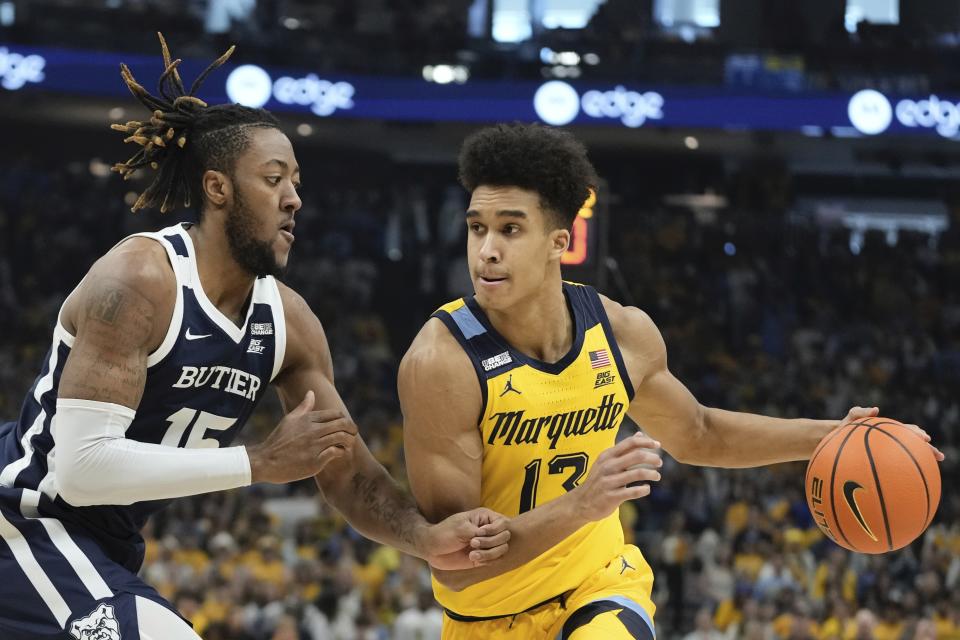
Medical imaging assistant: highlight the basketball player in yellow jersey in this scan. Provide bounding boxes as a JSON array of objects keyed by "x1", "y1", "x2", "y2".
[{"x1": 398, "y1": 124, "x2": 944, "y2": 640}]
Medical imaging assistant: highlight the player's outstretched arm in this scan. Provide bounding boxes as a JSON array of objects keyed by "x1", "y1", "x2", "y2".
[
  {"x1": 604, "y1": 296, "x2": 944, "y2": 467},
  {"x1": 275, "y1": 286, "x2": 509, "y2": 567},
  {"x1": 400, "y1": 320, "x2": 662, "y2": 592}
]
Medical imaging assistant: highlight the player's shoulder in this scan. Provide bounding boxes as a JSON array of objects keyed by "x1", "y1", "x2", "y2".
[
  {"x1": 98, "y1": 236, "x2": 172, "y2": 284},
  {"x1": 399, "y1": 318, "x2": 482, "y2": 425},
  {"x1": 81, "y1": 236, "x2": 175, "y2": 309},
  {"x1": 399, "y1": 317, "x2": 477, "y2": 395},
  {"x1": 274, "y1": 280, "x2": 331, "y2": 364},
  {"x1": 275, "y1": 280, "x2": 316, "y2": 330},
  {"x1": 61, "y1": 236, "x2": 176, "y2": 339},
  {"x1": 598, "y1": 294, "x2": 666, "y2": 361},
  {"x1": 598, "y1": 294, "x2": 658, "y2": 338}
]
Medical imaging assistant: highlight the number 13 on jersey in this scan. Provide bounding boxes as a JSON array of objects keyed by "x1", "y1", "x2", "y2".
[{"x1": 519, "y1": 452, "x2": 589, "y2": 513}]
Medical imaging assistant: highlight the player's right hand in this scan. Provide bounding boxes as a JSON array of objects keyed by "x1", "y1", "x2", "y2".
[
  {"x1": 570, "y1": 433, "x2": 662, "y2": 522},
  {"x1": 246, "y1": 390, "x2": 358, "y2": 484}
]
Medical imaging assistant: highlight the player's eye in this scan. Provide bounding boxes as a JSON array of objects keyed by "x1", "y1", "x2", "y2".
[
  {"x1": 504, "y1": 224, "x2": 520, "y2": 234},
  {"x1": 266, "y1": 176, "x2": 282, "y2": 185},
  {"x1": 469, "y1": 223, "x2": 484, "y2": 233}
]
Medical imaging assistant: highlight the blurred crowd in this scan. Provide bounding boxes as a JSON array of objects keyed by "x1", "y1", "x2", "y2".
[
  {"x1": 0, "y1": 146, "x2": 958, "y2": 640},
  {"x1": 3, "y1": 0, "x2": 471, "y2": 77},
  {"x1": 4, "y1": 0, "x2": 960, "y2": 88}
]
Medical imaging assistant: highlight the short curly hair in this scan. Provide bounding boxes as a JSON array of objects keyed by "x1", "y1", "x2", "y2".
[{"x1": 458, "y1": 123, "x2": 599, "y2": 230}]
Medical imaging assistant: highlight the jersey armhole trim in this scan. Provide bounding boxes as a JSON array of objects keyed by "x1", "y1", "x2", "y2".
[
  {"x1": 268, "y1": 278, "x2": 287, "y2": 382},
  {"x1": 431, "y1": 312, "x2": 489, "y2": 427},
  {"x1": 140, "y1": 233, "x2": 185, "y2": 368},
  {"x1": 51, "y1": 233, "x2": 184, "y2": 366},
  {"x1": 54, "y1": 276, "x2": 84, "y2": 348},
  {"x1": 585, "y1": 287, "x2": 636, "y2": 401}
]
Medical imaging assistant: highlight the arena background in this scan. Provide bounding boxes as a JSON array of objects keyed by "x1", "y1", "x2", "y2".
[{"x1": 1, "y1": 1, "x2": 959, "y2": 638}]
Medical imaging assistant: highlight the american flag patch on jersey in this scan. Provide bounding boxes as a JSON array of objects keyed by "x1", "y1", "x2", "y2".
[{"x1": 589, "y1": 349, "x2": 611, "y2": 369}]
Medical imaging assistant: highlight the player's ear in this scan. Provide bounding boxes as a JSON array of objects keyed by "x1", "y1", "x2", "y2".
[
  {"x1": 201, "y1": 169, "x2": 231, "y2": 208},
  {"x1": 549, "y1": 227, "x2": 570, "y2": 260}
]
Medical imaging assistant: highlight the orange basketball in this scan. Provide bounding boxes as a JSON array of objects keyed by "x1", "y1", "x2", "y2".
[{"x1": 805, "y1": 417, "x2": 941, "y2": 554}]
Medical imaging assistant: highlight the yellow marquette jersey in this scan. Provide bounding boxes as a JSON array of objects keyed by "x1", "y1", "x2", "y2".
[{"x1": 431, "y1": 282, "x2": 635, "y2": 618}]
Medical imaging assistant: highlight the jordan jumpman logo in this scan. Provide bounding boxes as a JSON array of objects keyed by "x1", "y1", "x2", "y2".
[
  {"x1": 620, "y1": 556, "x2": 635, "y2": 575},
  {"x1": 500, "y1": 374, "x2": 521, "y2": 397}
]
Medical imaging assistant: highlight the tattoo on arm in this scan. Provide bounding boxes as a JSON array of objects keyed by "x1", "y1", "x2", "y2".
[
  {"x1": 351, "y1": 471, "x2": 422, "y2": 547},
  {"x1": 59, "y1": 277, "x2": 156, "y2": 406},
  {"x1": 89, "y1": 287, "x2": 126, "y2": 325}
]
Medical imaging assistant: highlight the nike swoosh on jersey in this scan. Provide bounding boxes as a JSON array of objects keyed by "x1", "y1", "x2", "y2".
[
  {"x1": 842, "y1": 480, "x2": 879, "y2": 542},
  {"x1": 185, "y1": 329, "x2": 212, "y2": 341}
]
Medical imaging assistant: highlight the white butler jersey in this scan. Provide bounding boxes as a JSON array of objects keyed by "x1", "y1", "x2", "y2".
[{"x1": 0, "y1": 222, "x2": 286, "y2": 571}]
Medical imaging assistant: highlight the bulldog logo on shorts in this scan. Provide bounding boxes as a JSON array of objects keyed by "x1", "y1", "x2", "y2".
[{"x1": 69, "y1": 603, "x2": 122, "y2": 640}]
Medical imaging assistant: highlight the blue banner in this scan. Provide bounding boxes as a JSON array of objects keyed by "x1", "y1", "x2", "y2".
[{"x1": 1, "y1": 43, "x2": 958, "y2": 139}]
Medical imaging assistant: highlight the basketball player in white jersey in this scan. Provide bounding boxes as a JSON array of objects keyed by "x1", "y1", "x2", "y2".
[{"x1": 0, "y1": 37, "x2": 509, "y2": 639}]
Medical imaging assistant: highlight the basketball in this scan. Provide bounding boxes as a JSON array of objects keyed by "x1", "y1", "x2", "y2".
[{"x1": 805, "y1": 417, "x2": 941, "y2": 554}]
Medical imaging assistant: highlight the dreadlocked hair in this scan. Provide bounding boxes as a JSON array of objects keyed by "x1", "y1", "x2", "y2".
[{"x1": 112, "y1": 33, "x2": 279, "y2": 213}]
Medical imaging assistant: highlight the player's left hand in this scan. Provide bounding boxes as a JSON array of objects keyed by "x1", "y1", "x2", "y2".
[
  {"x1": 839, "y1": 406, "x2": 945, "y2": 462},
  {"x1": 420, "y1": 508, "x2": 510, "y2": 570},
  {"x1": 837, "y1": 405, "x2": 879, "y2": 427}
]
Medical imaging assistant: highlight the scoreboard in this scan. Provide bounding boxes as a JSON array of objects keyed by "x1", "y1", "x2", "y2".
[{"x1": 561, "y1": 182, "x2": 609, "y2": 287}]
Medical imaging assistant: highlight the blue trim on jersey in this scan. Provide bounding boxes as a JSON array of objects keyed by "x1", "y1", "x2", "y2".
[
  {"x1": 0, "y1": 487, "x2": 183, "y2": 638},
  {"x1": 163, "y1": 232, "x2": 188, "y2": 257},
  {"x1": 434, "y1": 283, "x2": 636, "y2": 431},
  {"x1": 556, "y1": 596, "x2": 655, "y2": 640},
  {"x1": 598, "y1": 596, "x2": 656, "y2": 637},
  {"x1": 431, "y1": 311, "x2": 490, "y2": 424},
  {"x1": 19, "y1": 341, "x2": 70, "y2": 491},
  {"x1": 583, "y1": 287, "x2": 635, "y2": 401},
  {"x1": 464, "y1": 282, "x2": 585, "y2": 376},
  {"x1": 1, "y1": 340, "x2": 69, "y2": 492},
  {"x1": 450, "y1": 305, "x2": 486, "y2": 340}
]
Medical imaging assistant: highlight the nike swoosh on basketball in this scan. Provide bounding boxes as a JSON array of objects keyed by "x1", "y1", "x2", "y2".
[
  {"x1": 185, "y1": 329, "x2": 212, "y2": 341},
  {"x1": 842, "y1": 480, "x2": 879, "y2": 542}
]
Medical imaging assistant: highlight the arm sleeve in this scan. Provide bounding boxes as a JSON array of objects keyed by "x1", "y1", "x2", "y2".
[{"x1": 54, "y1": 398, "x2": 252, "y2": 507}]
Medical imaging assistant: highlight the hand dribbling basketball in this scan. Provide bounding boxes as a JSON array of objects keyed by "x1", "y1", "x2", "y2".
[{"x1": 805, "y1": 407, "x2": 944, "y2": 554}]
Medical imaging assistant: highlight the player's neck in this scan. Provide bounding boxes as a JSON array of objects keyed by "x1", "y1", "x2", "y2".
[
  {"x1": 484, "y1": 281, "x2": 573, "y2": 364},
  {"x1": 187, "y1": 222, "x2": 256, "y2": 326}
]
